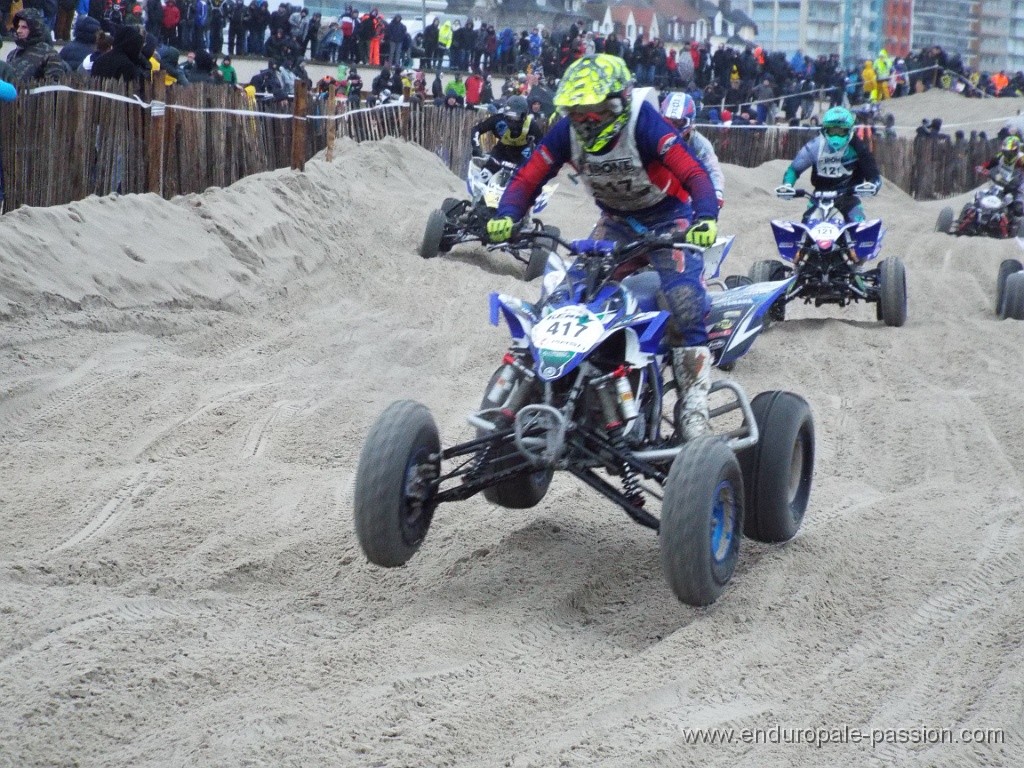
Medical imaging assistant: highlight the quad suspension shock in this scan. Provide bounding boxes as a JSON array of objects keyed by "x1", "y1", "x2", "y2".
[{"x1": 606, "y1": 422, "x2": 644, "y2": 509}]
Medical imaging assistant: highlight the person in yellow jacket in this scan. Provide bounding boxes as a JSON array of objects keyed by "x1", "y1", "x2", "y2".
[
  {"x1": 874, "y1": 49, "x2": 893, "y2": 100},
  {"x1": 861, "y1": 60, "x2": 877, "y2": 102},
  {"x1": 437, "y1": 20, "x2": 452, "y2": 69}
]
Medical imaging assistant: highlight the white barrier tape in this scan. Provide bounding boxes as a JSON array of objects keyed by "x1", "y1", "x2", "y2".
[
  {"x1": 165, "y1": 102, "x2": 296, "y2": 119},
  {"x1": 27, "y1": 84, "x2": 148, "y2": 107}
]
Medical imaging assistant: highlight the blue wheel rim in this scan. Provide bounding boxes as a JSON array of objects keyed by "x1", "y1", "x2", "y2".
[
  {"x1": 710, "y1": 480, "x2": 736, "y2": 563},
  {"x1": 401, "y1": 446, "x2": 432, "y2": 538}
]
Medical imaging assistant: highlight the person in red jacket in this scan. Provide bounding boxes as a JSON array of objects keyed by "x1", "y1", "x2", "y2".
[{"x1": 465, "y1": 69, "x2": 483, "y2": 108}]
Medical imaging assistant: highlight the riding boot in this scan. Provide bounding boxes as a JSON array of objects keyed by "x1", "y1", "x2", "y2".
[{"x1": 672, "y1": 346, "x2": 712, "y2": 441}]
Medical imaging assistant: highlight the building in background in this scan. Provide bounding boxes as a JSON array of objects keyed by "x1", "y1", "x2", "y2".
[
  {"x1": 736, "y1": 0, "x2": 983, "y2": 66},
  {"x1": 882, "y1": 0, "x2": 912, "y2": 57},
  {"x1": 845, "y1": 0, "x2": 885, "y2": 64},
  {"x1": 740, "y1": 0, "x2": 844, "y2": 60},
  {"x1": 908, "y1": 0, "x2": 978, "y2": 65},
  {"x1": 973, "y1": 0, "x2": 1024, "y2": 73}
]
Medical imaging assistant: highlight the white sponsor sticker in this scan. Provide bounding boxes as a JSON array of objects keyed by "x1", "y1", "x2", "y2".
[{"x1": 531, "y1": 306, "x2": 604, "y2": 353}]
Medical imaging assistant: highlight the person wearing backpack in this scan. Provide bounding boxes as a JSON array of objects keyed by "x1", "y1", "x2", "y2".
[
  {"x1": 226, "y1": 0, "x2": 248, "y2": 55},
  {"x1": 207, "y1": 0, "x2": 225, "y2": 55},
  {"x1": 193, "y1": 0, "x2": 210, "y2": 51}
]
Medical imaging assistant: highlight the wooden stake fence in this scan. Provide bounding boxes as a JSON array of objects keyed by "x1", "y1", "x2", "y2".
[{"x1": 0, "y1": 75, "x2": 1002, "y2": 213}]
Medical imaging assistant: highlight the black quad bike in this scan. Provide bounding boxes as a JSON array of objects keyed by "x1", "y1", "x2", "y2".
[
  {"x1": 936, "y1": 165, "x2": 1024, "y2": 239},
  {"x1": 419, "y1": 157, "x2": 559, "y2": 281}
]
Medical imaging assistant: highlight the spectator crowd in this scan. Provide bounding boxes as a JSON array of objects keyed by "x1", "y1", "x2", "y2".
[{"x1": 2, "y1": 0, "x2": 1023, "y2": 128}]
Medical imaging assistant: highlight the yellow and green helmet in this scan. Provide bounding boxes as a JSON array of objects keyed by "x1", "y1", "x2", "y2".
[{"x1": 555, "y1": 54, "x2": 634, "y2": 153}]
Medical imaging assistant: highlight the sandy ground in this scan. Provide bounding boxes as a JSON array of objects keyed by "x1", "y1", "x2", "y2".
[{"x1": 1, "y1": 89, "x2": 1023, "y2": 767}]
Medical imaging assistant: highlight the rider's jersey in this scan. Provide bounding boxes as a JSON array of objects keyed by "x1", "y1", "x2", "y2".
[
  {"x1": 567, "y1": 98, "x2": 670, "y2": 211},
  {"x1": 496, "y1": 98, "x2": 718, "y2": 222},
  {"x1": 472, "y1": 114, "x2": 544, "y2": 151},
  {"x1": 687, "y1": 129, "x2": 725, "y2": 201},
  {"x1": 784, "y1": 134, "x2": 880, "y2": 193},
  {"x1": 981, "y1": 156, "x2": 1024, "y2": 193}
]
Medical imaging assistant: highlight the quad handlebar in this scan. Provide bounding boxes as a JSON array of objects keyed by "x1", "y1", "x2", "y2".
[
  {"x1": 774, "y1": 182, "x2": 880, "y2": 201},
  {"x1": 509, "y1": 227, "x2": 707, "y2": 260}
]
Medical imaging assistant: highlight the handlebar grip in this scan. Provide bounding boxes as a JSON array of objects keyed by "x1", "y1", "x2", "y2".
[{"x1": 570, "y1": 238, "x2": 618, "y2": 255}]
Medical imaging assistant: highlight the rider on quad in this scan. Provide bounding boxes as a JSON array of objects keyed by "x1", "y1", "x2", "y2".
[
  {"x1": 780, "y1": 105, "x2": 883, "y2": 223},
  {"x1": 471, "y1": 95, "x2": 547, "y2": 174},
  {"x1": 660, "y1": 91, "x2": 725, "y2": 208},
  {"x1": 977, "y1": 135, "x2": 1024, "y2": 222},
  {"x1": 486, "y1": 54, "x2": 721, "y2": 441}
]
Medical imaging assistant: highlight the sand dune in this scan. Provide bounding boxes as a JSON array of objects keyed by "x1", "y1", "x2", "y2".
[{"x1": 0, "y1": 121, "x2": 1022, "y2": 767}]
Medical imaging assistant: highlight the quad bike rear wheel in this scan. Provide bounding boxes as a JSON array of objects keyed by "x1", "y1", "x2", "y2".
[
  {"x1": 996, "y1": 259, "x2": 1024, "y2": 315},
  {"x1": 748, "y1": 260, "x2": 787, "y2": 325},
  {"x1": 1001, "y1": 271, "x2": 1024, "y2": 320},
  {"x1": 354, "y1": 400, "x2": 440, "y2": 567},
  {"x1": 935, "y1": 206, "x2": 954, "y2": 233},
  {"x1": 736, "y1": 391, "x2": 814, "y2": 544},
  {"x1": 724, "y1": 275, "x2": 753, "y2": 289},
  {"x1": 660, "y1": 437, "x2": 743, "y2": 607},
  {"x1": 878, "y1": 257, "x2": 908, "y2": 327},
  {"x1": 420, "y1": 209, "x2": 447, "y2": 260}
]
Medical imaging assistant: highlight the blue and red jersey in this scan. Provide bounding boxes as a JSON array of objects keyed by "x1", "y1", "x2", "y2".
[{"x1": 495, "y1": 101, "x2": 720, "y2": 224}]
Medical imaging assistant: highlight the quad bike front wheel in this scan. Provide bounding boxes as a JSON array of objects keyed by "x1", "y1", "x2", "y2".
[
  {"x1": 354, "y1": 400, "x2": 440, "y2": 567},
  {"x1": 478, "y1": 367, "x2": 553, "y2": 509},
  {"x1": 935, "y1": 206, "x2": 954, "y2": 233},
  {"x1": 737, "y1": 391, "x2": 814, "y2": 544},
  {"x1": 441, "y1": 197, "x2": 463, "y2": 216},
  {"x1": 420, "y1": 210, "x2": 447, "y2": 260},
  {"x1": 525, "y1": 225, "x2": 560, "y2": 282},
  {"x1": 996, "y1": 259, "x2": 1024, "y2": 315},
  {"x1": 1000, "y1": 271, "x2": 1024, "y2": 320},
  {"x1": 877, "y1": 257, "x2": 908, "y2": 327},
  {"x1": 660, "y1": 437, "x2": 743, "y2": 607}
]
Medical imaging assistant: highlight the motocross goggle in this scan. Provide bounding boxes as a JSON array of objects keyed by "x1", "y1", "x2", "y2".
[{"x1": 562, "y1": 97, "x2": 624, "y2": 123}]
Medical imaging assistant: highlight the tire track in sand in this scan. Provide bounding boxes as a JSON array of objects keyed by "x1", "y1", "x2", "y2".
[
  {"x1": 0, "y1": 597, "x2": 229, "y2": 671},
  {"x1": 48, "y1": 471, "x2": 155, "y2": 553}
]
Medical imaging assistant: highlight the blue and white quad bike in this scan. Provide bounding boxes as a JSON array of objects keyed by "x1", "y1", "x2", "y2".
[
  {"x1": 354, "y1": 231, "x2": 815, "y2": 607},
  {"x1": 419, "y1": 157, "x2": 559, "y2": 281},
  {"x1": 748, "y1": 184, "x2": 907, "y2": 327}
]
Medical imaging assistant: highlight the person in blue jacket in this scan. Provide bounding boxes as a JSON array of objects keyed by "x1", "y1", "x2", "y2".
[{"x1": 487, "y1": 53, "x2": 720, "y2": 441}]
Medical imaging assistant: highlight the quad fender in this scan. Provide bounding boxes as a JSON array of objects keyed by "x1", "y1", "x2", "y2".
[
  {"x1": 848, "y1": 219, "x2": 885, "y2": 261},
  {"x1": 532, "y1": 183, "x2": 559, "y2": 214},
  {"x1": 770, "y1": 220, "x2": 804, "y2": 262},
  {"x1": 490, "y1": 292, "x2": 537, "y2": 340},
  {"x1": 701, "y1": 235, "x2": 736, "y2": 282},
  {"x1": 706, "y1": 279, "x2": 793, "y2": 367}
]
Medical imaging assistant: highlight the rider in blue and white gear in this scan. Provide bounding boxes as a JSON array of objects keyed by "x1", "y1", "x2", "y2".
[
  {"x1": 660, "y1": 91, "x2": 725, "y2": 208},
  {"x1": 781, "y1": 105, "x2": 882, "y2": 223},
  {"x1": 489, "y1": 56, "x2": 720, "y2": 441}
]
